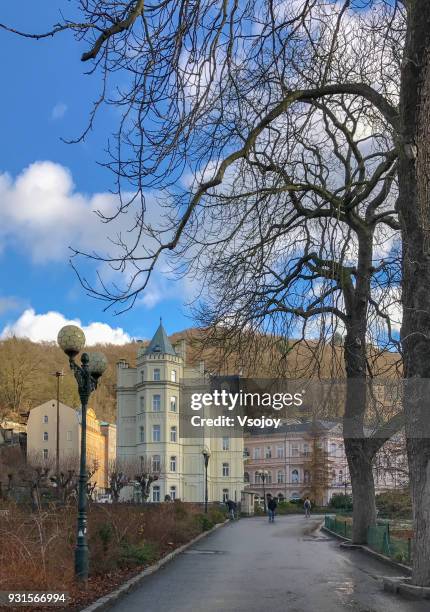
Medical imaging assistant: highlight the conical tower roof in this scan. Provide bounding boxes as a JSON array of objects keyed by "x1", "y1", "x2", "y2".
[{"x1": 145, "y1": 321, "x2": 176, "y2": 356}]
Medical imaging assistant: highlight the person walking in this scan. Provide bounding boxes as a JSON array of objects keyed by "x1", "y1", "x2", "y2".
[
  {"x1": 225, "y1": 498, "x2": 237, "y2": 520},
  {"x1": 267, "y1": 495, "x2": 277, "y2": 523},
  {"x1": 304, "y1": 497, "x2": 311, "y2": 518}
]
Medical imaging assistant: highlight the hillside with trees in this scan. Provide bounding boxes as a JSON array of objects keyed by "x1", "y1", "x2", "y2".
[{"x1": 0, "y1": 328, "x2": 401, "y2": 425}]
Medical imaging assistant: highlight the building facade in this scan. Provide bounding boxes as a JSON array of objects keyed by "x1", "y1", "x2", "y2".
[
  {"x1": 244, "y1": 421, "x2": 407, "y2": 505},
  {"x1": 116, "y1": 322, "x2": 244, "y2": 503},
  {"x1": 26, "y1": 399, "x2": 116, "y2": 491}
]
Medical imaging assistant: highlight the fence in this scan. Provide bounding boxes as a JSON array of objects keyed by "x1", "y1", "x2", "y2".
[{"x1": 324, "y1": 515, "x2": 412, "y2": 565}]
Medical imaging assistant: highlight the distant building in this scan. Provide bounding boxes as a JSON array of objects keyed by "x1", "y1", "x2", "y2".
[
  {"x1": 244, "y1": 421, "x2": 407, "y2": 506},
  {"x1": 26, "y1": 399, "x2": 116, "y2": 491},
  {"x1": 116, "y1": 322, "x2": 244, "y2": 503}
]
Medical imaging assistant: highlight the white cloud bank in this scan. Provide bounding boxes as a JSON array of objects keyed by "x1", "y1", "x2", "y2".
[
  {"x1": 0, "y1": 161, "x2": 120, "y2": 263},
  {"x1": 0, "y1": 308, "x2": 131, "y2": 345}
]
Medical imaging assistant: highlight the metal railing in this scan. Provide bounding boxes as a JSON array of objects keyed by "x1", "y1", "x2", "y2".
[{"x1": 324, "y1": 515, "x2": 412, "y2": 565}]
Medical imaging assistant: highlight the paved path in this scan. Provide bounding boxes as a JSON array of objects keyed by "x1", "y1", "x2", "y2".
[{"x1": 109, "y1": 515, "x2": 427, "y2": 612}]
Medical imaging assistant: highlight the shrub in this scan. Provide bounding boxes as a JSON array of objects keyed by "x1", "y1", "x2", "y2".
[
  {"x1": 97, "y1": 522, "x2": 114, "y2": 554},
  {"x1": 195, "y1": 514, "x2": 214, "y2": 531},
  {"x1": 376, "y1": 490, "x2": 411, "y2": 519},
  {"x1": 329, "y1": 493, "x2": 353, "y2": 511},
  {"x1": 118, "y1": 542, "x2": 158, "y2": 568}
]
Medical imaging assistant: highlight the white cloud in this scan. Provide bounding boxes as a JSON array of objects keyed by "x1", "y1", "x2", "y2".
[
  {"x1": 51, "y1": 103, "x2": 68, "y2": 120},
  {"x1": 0, "y1": 161, "x2": 121, "y2": 263},
  {"x1": 0, "y1": 308, "x2": 131, "y2": 345}
]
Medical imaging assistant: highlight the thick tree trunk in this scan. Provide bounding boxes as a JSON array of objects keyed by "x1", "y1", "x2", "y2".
[
  {"x1": 344, "y1": 438, "x2": 376, "y2": 544},
  {"x1": 342, "y1": 233, "x2": 377, "y2": 544},
  {"x1": 398, "y1": 1, "x2": 430, "y2": 587}
]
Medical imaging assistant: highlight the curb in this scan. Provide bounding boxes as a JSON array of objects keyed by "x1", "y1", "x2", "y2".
[
  {"x1": 321, "y1": 526, "x2": 412, "y2": 575},
  {"x1": 80, "y1": 520, "x2": 230, "y2": 612}
]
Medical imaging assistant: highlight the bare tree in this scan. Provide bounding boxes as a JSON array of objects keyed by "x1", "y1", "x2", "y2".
[
  {"x1": 107, "y1": 458, "x2": 129, "y2": 502},
  {"x1": 132, "y1": 457, "x2": 160, "y2": 503},
  {"x1": 5, "y1": 0, "x2": 430, "y2": 585}
]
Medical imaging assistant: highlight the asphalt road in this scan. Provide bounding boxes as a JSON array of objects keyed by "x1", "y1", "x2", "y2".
[{"x1": 108, "y1": 515, "x2": 427, "y2": 612}]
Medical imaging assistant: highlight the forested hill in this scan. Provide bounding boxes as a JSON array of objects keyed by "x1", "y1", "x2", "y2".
[{"x1": 0, "y1": 329, "x2": 400, "y2": 424}]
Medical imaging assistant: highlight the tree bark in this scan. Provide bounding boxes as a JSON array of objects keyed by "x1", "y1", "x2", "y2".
[
  {"x1": 398, "y1": 1, "x2": 430, "y2": 587},
  {"x1": 343, "y1": 231, "x2": 378, "y2": 543}
]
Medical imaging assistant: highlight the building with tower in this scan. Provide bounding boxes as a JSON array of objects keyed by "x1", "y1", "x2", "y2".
[{"x1": 116, "y1": 321, "x2": 244, "y2": 503}]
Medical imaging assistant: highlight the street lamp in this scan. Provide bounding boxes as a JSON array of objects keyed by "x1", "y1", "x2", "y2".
[
  {"x1": 256, "y1": 469, "x2": 269, "y2": 513},
  {"x1": 202, "y1": 447, "x2": 211, "y2": 514},
  {"x1": 57, "y1": 325, "x2": 107, "y2": 582}
]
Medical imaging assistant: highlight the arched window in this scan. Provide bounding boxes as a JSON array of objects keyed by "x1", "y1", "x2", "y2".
[
  {"x1": 292, "y1": 469, "x2": 299, "y2": 483},
  {"x1": 170, "y1": 486, "x2": 176, "y2": 501},
  {"x1": 277, "y1": 493, "x2": 285, "y2": 501},
  {"x1": 290, "y1": 492, "x2": 300, "y2": 500},
  {"x1": 170, "y1": 456, "x2": 177, "y2": 471},
  {"x1": 222, "y1": 488, "x2": 229, "y2": 502},
  {"x1": 255, "y1": 472, "x2": 261, "y2": 484},
  {"x1": 152, "y1": 485, "x2": 160, "y2": 502},
  {"x1": 277, "y1": 470, "x2": 284, "y2": 484},
  {"x1": 304, "y1": 470, "x2": 310, "y2": 484},
  {"x1": 266, "y1": 471, "x2": 272, "y2": 484}
]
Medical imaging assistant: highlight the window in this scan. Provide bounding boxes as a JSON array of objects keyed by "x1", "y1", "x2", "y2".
[
  {"x1": 304, "y1": 470, "x2": 311, "y2": 484},
  {"x1": 170, "y1": 486, "x2": 176, "y2": 501},
  {"x1": 152, "y1": 424, "x2": 161, "y2": 442},
  {"x1": 291, "y1": 443, "x2": 299, "y2": 457},
  {"x1": 170, "y1": 396, "x2": 177, "y2": 412},
  {"x1": 277, "y1": 470, "x2": 284, "y2": 484},
  {"x1": 253, "y1": 447, "x2": 261, "y2": 460},
  {"x1": 141, "y1": 369, "x2": 145, "y2": 383},
  {"x1": 243, "y1": 447, "x2": 250, "y2": 458},
  {"x1": 140, "y1": 396, "x2": 145, "y2": 411},
  {"x1": 222, "y1": 488, "x2": 229, "y2": 502},
  {"x1": 244, "y1": 472, "x2": 250, "y2": 483},
  {"x1": 152, "y1": 485, "x2": 160, "y2": 502},
  {"x1": 292, "y1": 469, "x2": 299, "y2": 483},
  {"x1": 139, "y1": 426, "x2": 145, "y2": 443},
  {"x1": 255, "y1": 472, "x2": 261, "y2": 484},
  {"x1": 43, "y1": 449, "x2": 48, "y2": 460},
  {"x1": 152, "y1": 455, "x2": 161, "y2": 472},
  {"x1": 170, "y1": 426, "x2": 177, "y2": 442},
  {"x1": 276, "y1": 446, "x2": 284, "y2": 459},
  {"x1": 331, "y1": 470, "x2": 336, "y2": 484},
  {"x1": 43, "y1": 415, "x2": 48, "y2": 424},
  {"x1": 43, "y1": 432, "x2": 48, "y2": 441},
  {"x1": 265, "y1": 446, "x2": 272, "y2": 459},
  {"x1": 222, "y1": 462, "x2": 230, "y2": 477},
  {"x1": 66, "y1": 431, "x2": 72, "y2": 442},
  {"x1": 330, "y1": 443, "x2": 337, "y2": 456},
  {"x1": 171, "y1": 369, "x2": 177, "y2": 382},
  {"x1": 266, "y1": 471, "x2": 272, "y2": 484},
  {"x1": 170, "y1": 456, "x2": 177, "y2": 472},
  {"x1": 222, "y1": 437, "x2": 230, "y2": 451},
  {"x1": 153, "y1": 368, "x2": 161, "y2": 381},
  {"x1": 338, "y1": 470, "x2": 343, "y2": 484},
  {"x1": 153, "y1": 395, "x2": 161, "y2": 412},
  {"x1": 303, "y1": 443, "x2": 310, "y2": 456}
]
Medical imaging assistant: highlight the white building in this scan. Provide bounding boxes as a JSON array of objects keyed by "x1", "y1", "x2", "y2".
[{"x1": 116, "y1": 322, "x2": 244, "y2": 503}]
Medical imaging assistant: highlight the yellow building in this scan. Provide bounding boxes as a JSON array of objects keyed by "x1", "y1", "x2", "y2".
[{"x1": 26, "y1": 399, "x2": 116, "y2": 492}]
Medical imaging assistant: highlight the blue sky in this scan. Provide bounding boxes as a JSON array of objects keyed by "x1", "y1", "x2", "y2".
[{"x1": 0, "y1": 2, "x2": 192, "y2": 344}]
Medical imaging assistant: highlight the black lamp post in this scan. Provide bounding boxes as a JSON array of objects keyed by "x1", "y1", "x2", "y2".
[
  {"x1": 57, "y1": 325, "x2": 107, "y2": 582},
  {"x1": 202, "y1": 448, "x2": 211, "y2": 513},
  {"x1": 257, "y1": 470, "x2": 269, "y2": 512}
]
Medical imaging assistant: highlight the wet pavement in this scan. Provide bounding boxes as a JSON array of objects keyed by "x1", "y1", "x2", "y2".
[{"x1": 108, "y1": 514, "x2": 426, "y2": 611}]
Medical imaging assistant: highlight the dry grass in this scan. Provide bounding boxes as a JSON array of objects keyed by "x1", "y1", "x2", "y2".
[{"x1": 0, "y1": 501, "x2": 226, "y2": 609}]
